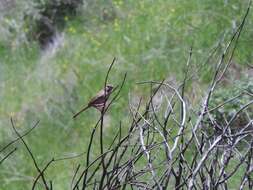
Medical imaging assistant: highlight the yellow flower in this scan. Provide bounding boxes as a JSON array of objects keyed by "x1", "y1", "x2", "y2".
[
  {"x1": 64, "y1": 16, "x2": 69, "y2": 21},
  {"x1": 68, "y1": 27, "x2": 76, "y2": 34}
]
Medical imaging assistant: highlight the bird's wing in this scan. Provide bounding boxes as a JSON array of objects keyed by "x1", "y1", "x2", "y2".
[
  {"x1": 87, "y1": 88, "x2": 105, "y2": 104},
  {"x1": 88, "y1": 93, "x2": 106, "y2": 106}
]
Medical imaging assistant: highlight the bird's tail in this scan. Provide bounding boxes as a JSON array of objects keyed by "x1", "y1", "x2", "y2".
[{"x1": 73, "y1": 106, "x2": 89, "y2": 119}]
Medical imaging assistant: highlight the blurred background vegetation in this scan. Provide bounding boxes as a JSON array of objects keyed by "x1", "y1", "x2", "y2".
[{"x1": 0, "y1": 0, "x2": 252, "y2": 189}]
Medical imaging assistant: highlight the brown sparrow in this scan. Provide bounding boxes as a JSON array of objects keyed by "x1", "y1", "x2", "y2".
[{"x1": 73, "y1": 84, "x2": 114, "y2": 118}]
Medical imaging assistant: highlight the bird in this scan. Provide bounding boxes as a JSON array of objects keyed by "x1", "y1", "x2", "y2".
[{"x1": 73, "y1": 84, "x2": 114, "y2": 119}]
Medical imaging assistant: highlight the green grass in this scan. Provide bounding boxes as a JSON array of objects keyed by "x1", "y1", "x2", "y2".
[{"x1": 0, "y1": 0, "x2": 253, "y2": 189}]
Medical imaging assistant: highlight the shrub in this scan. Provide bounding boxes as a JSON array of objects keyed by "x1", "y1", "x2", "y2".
[
  {"x1": 24, "y1": 0, "x2": 83, "y2": 47},
  {"x1": 208, "y1": 78, "x2": 253, "y2": 130}
]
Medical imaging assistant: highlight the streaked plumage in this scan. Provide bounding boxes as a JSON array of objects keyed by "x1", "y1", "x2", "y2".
[{"x1": 73, "y1": 85, "x2": 114, "y2": 118}]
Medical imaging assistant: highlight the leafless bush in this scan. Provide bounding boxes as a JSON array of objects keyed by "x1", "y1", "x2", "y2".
[{"x1": 69, "y1": 2, "x2": 253, "y2": 189}]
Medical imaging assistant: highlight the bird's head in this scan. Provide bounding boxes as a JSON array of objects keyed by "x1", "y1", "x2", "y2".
[{"x1": 105, "y1": 84, "x2": 114, "y2": 94}]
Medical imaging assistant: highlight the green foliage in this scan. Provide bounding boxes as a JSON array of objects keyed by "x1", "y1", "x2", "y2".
[
  {"x1": 23, "y1": 0, "x2": 82, "y2": 47},
  {"x1": 209, "y1": 78, "x2": 253, "y2": 128}
]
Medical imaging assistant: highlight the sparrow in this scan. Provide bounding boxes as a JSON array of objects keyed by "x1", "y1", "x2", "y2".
[{"x1": 73, "y1": 84, "x2": 114, "y2": 118}]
